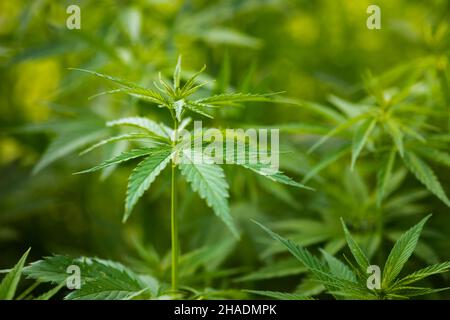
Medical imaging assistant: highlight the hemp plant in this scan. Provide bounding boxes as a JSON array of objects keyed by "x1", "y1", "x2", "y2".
[
  {"x1": 254, "y1": 215, "x2": 450, "y2": 300},
  {"x1": 72, "y1": 57, "x2": 309, "y2": 291}
]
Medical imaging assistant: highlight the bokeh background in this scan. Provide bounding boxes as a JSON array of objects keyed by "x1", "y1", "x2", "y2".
[{"x1": 1, "y1": 0, "x2": 449, "y2": 298}]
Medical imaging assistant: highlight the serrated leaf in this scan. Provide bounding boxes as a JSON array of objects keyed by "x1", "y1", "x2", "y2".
[
  {"x1": 179, "y1": 152, "x2": 237, "y2": 237},
  {"x1": 70, "y1": 68, "x2": 167, "y2": 105},
  {"x1": 106, "y1": 117, "x2": 170, "y2": 139},
  {"x1": 245, "y1": 290, "x2": 312, "y2": 300},
  {"x1": 195, "y1": 92, "x2": 276, "y2": 107},
  {"x1": 75, "y1": 148, "x2": 154, "y2": 174},
  {"x1": 124, "y1": 148, "x2": 173, "y2": 222},
  {"x1": 394, "y1": 261, "x2": 450, "y2": 287},
  {"x1": 403, "y1": 152, "x2": 450, "y2": 207},
  {"x1": 340, "y1": 219, "x2": 370, "y2": 273},
  {"x1": 321, "y1": 250, "x2": 357, "y2": 282},
  {"x1": 24, "y1": 255, "x2": 159, "y2": 300},
  {"x1": 79, "y1": 133, "x2": 153, "y2": 155},
  {"x1": 382, "y1": 215, "x2": 431, "y2": 287},
  {"x1": 0, "y1": 248, "x2": 30, "y2": 300},
  {"x1": 351, "y1": 119, "x2": 376, "y2": 170},
  {"x1": 241, "y1": 163, "x2": 313, "y2": 190}
]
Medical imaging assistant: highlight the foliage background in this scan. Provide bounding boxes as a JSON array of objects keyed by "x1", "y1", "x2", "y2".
[{"x1": 0, "y1": 0, "x2": 449, "y2": 298}]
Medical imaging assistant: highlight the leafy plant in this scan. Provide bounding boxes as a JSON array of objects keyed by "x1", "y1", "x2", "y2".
[
  {"x1": 72, "y1": 56, "x2": 309, "y2": 292},
  {"x1": 254, "y1": 215, "x2": 450, "y2": 299}
]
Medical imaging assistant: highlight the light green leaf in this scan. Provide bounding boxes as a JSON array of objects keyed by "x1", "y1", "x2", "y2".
[
  {"x1": 75, "y1": 148, "x2": 154, "y2": 174},
  {"x1": 0, "y1": 248, "x2": 30, "y2": 300},
  {"x1": 403, "y1": 152, "x2": 450, "y2": 207},
  {"x1": 351, "y1": 119, "x2": 376, "y2": 170},
  {"x1": 382, "y1": 215, "x2": 431, "y2": 287},
  {"x1": 179, "y1": 152, "x2": 237, "y2": 237},
  {"x1": 394, "y1": 261, "x2": 450, "y2": 287},
  {"x1": 106, "y1": 117, "x2": 170, "y2": 139},
  {"x1": 385, "y1": 119, "x2": 404, "y2": 157},
  {"x1": 124, "y1": 148, "x2": 173, "y2": 222},
  {"x1": 340, "y1": 218, "x2": 370, "y2": 273}
]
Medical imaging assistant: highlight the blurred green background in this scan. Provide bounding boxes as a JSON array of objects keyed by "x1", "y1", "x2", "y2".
[{"x1": 1, "y1": 0, "x2": 449, "y2": 298}]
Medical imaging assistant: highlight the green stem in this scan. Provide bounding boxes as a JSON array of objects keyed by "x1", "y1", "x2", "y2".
[{"x1": 171, "y1": 119, "x2": 179, "y2": 292}]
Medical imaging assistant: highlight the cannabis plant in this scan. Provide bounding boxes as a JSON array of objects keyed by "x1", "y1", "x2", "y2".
[
  {"x1": 71, "y1": 56, "x2": 308, "y2": 292},
  {"x1": 254, "y1": 215, "x2": 450, "y2": 299}
]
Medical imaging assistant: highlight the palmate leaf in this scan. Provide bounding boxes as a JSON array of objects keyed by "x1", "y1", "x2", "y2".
[
  {"x1": 351, "y1": 118, "x2": 376, "y2": 170},
  {"x1": 340, "y1": 219, "x2": 370, "y2": 273},
  {"x1": 79, "y1": 133, "x2": 152, "y2": 155},
  {"x1": 124, "y1": 148, "x2": 173, "y2": 222},
  {"x1": 0, "y1": 248, "x2": 30, "y2": 299},
  {"x1": 179, "y1": 152, "x2": 237, "y2": 237},
  {"x1": 382, "y1": 215, "x2": 431, "y2": 287},
  {"x1": 75, "y1": 148, "x2": 155, "y2": 174},
  {"x1": 106, "y1": 117, "x2": 170, "y2": 139},
  {"x1": 403, "y1": 151, "x2": 450, "y2": 207},
  {"x1": 24, "y1": 255, "x2": 160, "y2": 300}
]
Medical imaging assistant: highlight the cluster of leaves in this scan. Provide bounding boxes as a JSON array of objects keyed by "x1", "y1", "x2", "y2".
[
  {"x1": 252, "y1": 215, "x2": 450, "y2": 299},
  {"x1": 73, "y1": 56, "x2": 309, "y2": 236}
]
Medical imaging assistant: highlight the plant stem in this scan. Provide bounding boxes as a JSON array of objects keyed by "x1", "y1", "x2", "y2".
[{"x1": 171, "y1": 119, "x2": 179, "y2": 292}]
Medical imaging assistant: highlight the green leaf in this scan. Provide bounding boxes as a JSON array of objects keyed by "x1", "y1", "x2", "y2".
[
  {"x1": 394, "y1": 261, "x2": 450, "y2": 287},
  {"x1": 241, "y1": 163, "x2": 313, "y2": 190},
  {"x1": 302, "y1": 145, "x2": 351, "y2": 183},
  {"x1": 321, "y1": 250, "x2": 357, "y2": 282},
  {"x1": 35, "y1": 282, "x2": 65, "y2": 300},
  {"x1": 106, "y1": 117, "x2": 170, "y2": 139},
  {"x1": 385, "y1": 119, "x2": 404, "y2": 157},
  {"x1": 340, "y1": 219, "x2": 370, "y2": 273},
  {"x1": 79, "y1": 133, "x2": 154, "y2": 155},
  {"x1": 179, "y1": 152, "x2": 237, "y2": 237},
  {"x1": 382, "y1": 215, "x2": 431, "y2": 287},
  {"x1": 24, "y1": 255, "x2": 159, "y2": 300},
  {"x1": 403, "y1": 152, "x2": 450, "y2": 207},
  {"x1": 70, "y1": 68, "x2": 167, "y2": 105},
  {"x1": 195, "y1": 92, "x2": 276, "y2": 107},
  {"x1": 376, "y1": 148, "x2": 396, "y2": 207},
  {"x1": 124, "y1": 148, "x2": 173, "y2": 222},
  {"x1": 173, "y1": 55, "x2": 182, "y2": 90},
  {"x1": 351, "y1": 119, "x2": 376, "y2": 170},
  {"x1": 245, "y1": 290, "x2": 312, "y2": 300},
  {"x1": 308, "y1": 113, "x2": 369, "y2": 154},
  {"x1": 75, "y1": 148, "x2": 154, "y2": 174},
  {"x1": 0, "y1": 248, "x2": 30, "y2": 300}
]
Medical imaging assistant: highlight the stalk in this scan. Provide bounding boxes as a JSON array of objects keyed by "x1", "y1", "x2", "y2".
[{"x1": 170, "y1": 119, "x2": 179, "y2": 292}]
